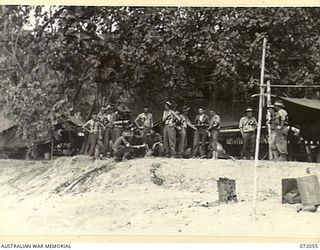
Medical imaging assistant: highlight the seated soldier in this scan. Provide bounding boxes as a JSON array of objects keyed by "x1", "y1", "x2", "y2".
[
  {"x1": 113, "y1": 131, "x2": 133, "y2": 162},
  {"x1": 113, "y1": 130, "x2": 146, "y2": 161},
  {"x1": 145, "y1": 131, "x2": 165, "y2": 157}
]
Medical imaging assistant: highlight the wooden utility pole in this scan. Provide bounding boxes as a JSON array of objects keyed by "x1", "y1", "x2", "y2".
[
  {"x1": 266, "y1": 80, "x2": 272, "y2": 160},
  {"x1": 253, "y1": 37, "x2": 267, "y2": 214}
]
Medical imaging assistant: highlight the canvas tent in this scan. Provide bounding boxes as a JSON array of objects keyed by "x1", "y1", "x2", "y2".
[
  {"x1": 0, "y1": 110, "x2": 15, "y2": 133},
  {"x1": 280, "y1": 97, "x2": 320, "y2": 124},
  {"x1": 279, "y1": 97, "x2": 320, "y2": 141},
  {"x1": 0, "y1": 107, "x2": 26, "y2": 151},
  {"x1": 217, "y1": 96, "x2": 320, "y2": 159},
  {"x1": 0, "y1": 127, "x2": 26, "y2": 150},
  {"x1": 0, "y1": 106, "x2": 85, "y2": 158}
]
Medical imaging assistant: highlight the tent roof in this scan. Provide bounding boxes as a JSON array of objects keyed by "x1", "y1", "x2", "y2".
[
  {"x1": 0, "y1": 127, "x2": 26, "y2": 149},
  {"x1": 0, "y1": 107, "x2": 15, "y2": 133},
  {"x1": 280, "y1": 97, "x2": 320, "y2": 124},
  {"x1": 281, "y1": 97, "x2": 320, "y2": 111}
]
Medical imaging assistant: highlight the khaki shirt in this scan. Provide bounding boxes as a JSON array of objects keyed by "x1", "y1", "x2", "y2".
[
  {"x1": 179, "y1": 114, "x2": 189, "y2": 128},
  {"x1": 82, "y1": 119, "x2": 101, "y2": 134},
  {"x1": 239, "y1": 116, "x2": 257, "y2": 133},
  {"x1": 194, "y1": 114, "x2": 210, "y2": 127},
  {"x1": 208, "y1": 114, "x2": 221, "y2": 130},
  {"x1": 135, "y1": 112, "x2": 153, "y2": 127},
  {"x1": 278, "y1": 108, "x2": 289, "y2": 125},
  {"x1": 162, "y1": 110, "x2": 177, "y2": 126},
  {"x1": 113, "y1": 136, "x2": 130, "y2": 150},
  {"x1": 267, "y1": 112, "x2": 280, "y2": 130}
]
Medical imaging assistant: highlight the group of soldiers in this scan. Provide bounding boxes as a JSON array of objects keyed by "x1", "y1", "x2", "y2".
[
  {"x1": 161, "y1": 101, "x2": 222, "y2": 159},
  {"x1": 80, "y1": 99, "x2": 290, "y2": 162},
  {"x1": 238, "y1": 101, "x2": 290, "y2": 161}
]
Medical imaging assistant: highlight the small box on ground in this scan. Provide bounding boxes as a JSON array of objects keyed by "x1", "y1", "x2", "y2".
[
  {"x1": 217, "y1": 178, "x2": 237, "y2": 202},
  {"x1": 282, "y1": 178, "x2": 301, "y2": 204},
  {"x1": 297, "y1": 174, "x2": 320, "y2": 206}
]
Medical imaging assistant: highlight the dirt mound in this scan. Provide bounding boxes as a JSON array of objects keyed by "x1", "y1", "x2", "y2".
[{"x1": 0, "y1": 157, "x2": 320, "y2": 237}]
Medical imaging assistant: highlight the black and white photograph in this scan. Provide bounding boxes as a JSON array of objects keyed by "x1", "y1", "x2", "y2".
[{"x1": 0, "y1": 5, "x2": 320, "y2": 242}]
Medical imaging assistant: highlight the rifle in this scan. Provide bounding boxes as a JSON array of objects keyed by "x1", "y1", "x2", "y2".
[
  {"x1": 163, "y1": 110, "x2": 181, "y2": 124},
  {"x1": 82, "y1": 125, "x2": 99, "y2": 134},
  {"x1": 187, "y1": 123, "x2": 197, "y2": 131},
  {"x1": 112, "y1": 120, "x2": 130, "y2": 125},
  {"x1": 82, "y1": 120, "x2": 105, "y2": 136},
  {"x1": 130, "y1": 144, "x2": 146, "y2": 149}
]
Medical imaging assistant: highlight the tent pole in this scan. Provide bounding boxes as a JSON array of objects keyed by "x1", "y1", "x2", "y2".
[
  {"x1": 50, "y1": 128, "x2": 54, "y2": 160},
  {"x1": 253, "y1": 37, "x2": 267, "y2": 216},
  {"x1": 266, "y1": 80, "x2": 272, "y2": 160}
]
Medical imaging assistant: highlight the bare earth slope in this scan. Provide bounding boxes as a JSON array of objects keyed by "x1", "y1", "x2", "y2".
[{"x1": 0, "y1": 156, "x2": 319, "y2": 238}]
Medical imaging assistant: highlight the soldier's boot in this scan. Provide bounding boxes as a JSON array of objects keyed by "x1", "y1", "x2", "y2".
[
  {"x1": 211, "y1": 151, "x2": 216, "y2": 159},
  {"x1": 279, "y1": 154, "x2": 287, "y2": 161},
  {"x1": 273, "y1": 151, "x2": 279, "y2": 161},
  {"x1": 215, "y1": 151, "x2": 219, "y2": 159},
  {"x1": 213, "y1": 151, "x2": 219, "y2": 160},
  {"x1": 123, "y1": 151, "x2": 131, "y2": 160}
]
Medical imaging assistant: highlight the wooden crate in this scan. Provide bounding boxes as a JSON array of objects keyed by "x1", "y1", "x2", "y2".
[{"x1": 217, "y1": 178, "x2": 237, "y2": 202}]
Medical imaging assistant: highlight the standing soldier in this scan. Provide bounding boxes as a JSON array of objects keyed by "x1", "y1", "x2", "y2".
[
  {"x1": 162, "y1": 101, "x2": 180, "y2": 157},
  {"x1": 239, "y1": 108, "x2": 257, "y2": 160},
  {"x1": 82, "y1": 114, "x2": 105, "y2": 160},
  {"x1": 101, "y1": 105, "x2": 115, "y2": 157},
  {"x1": 177, "y1": 105, "x2": 191, "y2": 158},
  {"x1": 111, "y1": 110, "x2": 122, "y2": 143},
  {"x1": 274, "y1": 101, "x2": 289, "y2": 161},
  {"x1": 266, "y1": 104, "x2": 279, "y2": 160},
  {"x1": 207, "y1": 109, "x2": 221, "y2": 159},
  {"x1": 111, "y1": 100, "x2": 131, "y2": 143},
  {"x1": 192, "y1": 107, "x2": 210, "y2": 158},
  {"x1": 134, "y1": 105, "x2": 153, "y2": 142}
]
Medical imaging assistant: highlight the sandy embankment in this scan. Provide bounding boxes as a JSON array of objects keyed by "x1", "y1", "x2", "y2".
[{"x1": 0, "y1": 156, "x2": 319, "y2": 239}]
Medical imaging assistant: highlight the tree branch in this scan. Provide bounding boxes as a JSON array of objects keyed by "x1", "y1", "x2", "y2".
[{"x1": 36, "y1": 7, "x2": 65, "y2": 37}]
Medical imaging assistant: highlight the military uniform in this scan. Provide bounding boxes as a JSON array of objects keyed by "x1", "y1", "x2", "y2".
[
  {"x1": 101, "y1": 111, "x2": 114, "y2": 156},
  {"x1": 113, "y1": 135, "x2": 131, "y2": 161},
  {"x1": 239, "y1": 113, "x2": 257, "y2": 159},
  {"x1": 193, "y1": 113, "x2": 210, "y2": 157},
  {"x1": 162, "y1": 109, "x2": 179, "y2": 157},
  {"x1": 266, "y1": 105, "x2": 280, "y2": 160},
  {"x1": 111, "y1": 111, "x2": 126, "y2": 143},
  {"x1": 134, "y1": 111, "x2": 153, "y2": 142},
  {"x1": 111, "y1": 102, "x2": 131, "y2": 143},
  {"x1": 82, "y1": 118, "x2": 104, "y2": 157},
  {"x1": 208, "y1": 113, "x2": 221, "y2": 159},
  {"x1": 275, "y1": 103, "x2": 289, "y2": 161},
  {"x1": 146, "y1": 131, "x2": 164, "y2": 157},
  {"x1": 177, "y1": 113, "x2": 190, "y2": 157}
]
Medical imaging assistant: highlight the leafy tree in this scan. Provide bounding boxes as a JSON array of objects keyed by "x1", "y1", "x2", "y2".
[
  {"x1": 0, "y1": 5, "x2": 57, "y2": 145},
  {"x1": 0, "y1": 6, "x2": 120, "y2": 145},
  {"x1": 1, "y1": 6, "x2": 320, "y2": 147}
]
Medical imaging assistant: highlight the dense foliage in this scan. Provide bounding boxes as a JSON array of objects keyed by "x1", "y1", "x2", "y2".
[{"x1": 1, "y1": 6, "x2": 320, "y2": 143}]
